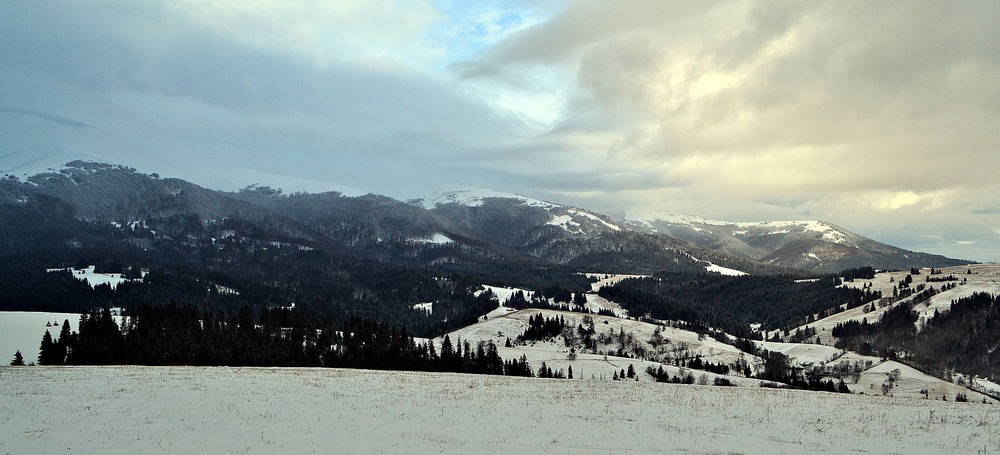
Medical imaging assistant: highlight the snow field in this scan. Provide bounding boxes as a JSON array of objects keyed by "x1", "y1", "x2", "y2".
[
  {"x1": 705, "y1": 262, "x2": 748, "y2": 276},
  {"x1": 755, "y1": 340, "x2": 845, "y2": 366},
  {"x1": 0, "y1": 312, "x2": 80, "y2": 365},
  {"x1": 2, "y1": 366, "x2": 999, "y2": 454}
]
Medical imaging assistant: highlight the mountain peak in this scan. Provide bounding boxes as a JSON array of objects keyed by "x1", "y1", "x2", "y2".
[
  {"x1": 411, "y1": 187, "x2": 558, "y2": 210},
  {"x1": 0, "y1": 151, "x2": 107, "y2": 182}
]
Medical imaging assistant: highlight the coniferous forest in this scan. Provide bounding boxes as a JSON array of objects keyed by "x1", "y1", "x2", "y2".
[
  {"x1": 34, "y1": 304, "x2": 535, "y2": 377},
  {"x1": 598, "y1": 272, "x2": 878, "y2": 337},
  {"x1": 835, "y1": 292, "x2": 1000, "y2": 379}
]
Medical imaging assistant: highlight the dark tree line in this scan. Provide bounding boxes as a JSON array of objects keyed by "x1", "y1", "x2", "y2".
[
  {"x1": 840, "y1": 266, "x2": 876, "y2": 281},
  {"x1": 518, "y1": 313, "x2": 567, "y2": 342},
  {"x1": 33, "y1": 304, "x2": 535, "y2": 377},
  {"x1": 504, "y1": 290, "x2": 596, "y2": 315},
  {"x1": 0, "y1": 253, "x2": 507, "y2": 339}
]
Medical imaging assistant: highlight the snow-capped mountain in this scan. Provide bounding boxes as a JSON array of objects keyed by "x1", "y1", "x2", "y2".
[
  {"x1": 626, "y1": 211, "x2": 969, "y2": 272},
  {"x1": 414, "y1": 187, "x2": 624, "y2": 237},
  {"x1": 0, "y1": 158, "x2": 968, "y2": 280},
  {"x1": 414, "y1": 188, "x2": 766, "y2": 274},
  {"x1": 0, "y1": 161, "x2": 552, "y2": 276}
]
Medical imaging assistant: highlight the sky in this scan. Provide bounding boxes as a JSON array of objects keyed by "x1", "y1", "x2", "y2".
[{"x1": 1, "y1": 1, "x2": 998, "y2": 262}]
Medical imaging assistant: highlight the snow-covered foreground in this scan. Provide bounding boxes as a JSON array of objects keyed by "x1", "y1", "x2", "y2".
[{"x1": 2, "y1": 366, "x2": 998, "y2": 454}]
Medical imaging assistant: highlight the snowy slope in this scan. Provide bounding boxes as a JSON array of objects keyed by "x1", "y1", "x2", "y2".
[
  {"x1": 3, "y1": 366, "x2": 999, "y2": 454},
  {"x1": 784, "y1": 264, "x2": 1000, "y2": 338},
  {"x1": 628, "y1": 211, "x2": 849, "y2": 243},
  {"x1": 440, "y1": 306, "x2": 764, "y2": 384}
]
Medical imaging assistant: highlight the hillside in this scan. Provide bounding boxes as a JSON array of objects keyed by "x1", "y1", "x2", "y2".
[
  {"x1": 440, "y1": 305, "x2": 763, "y2": 386},
  {"x1": 776, "y1": 265, "x2": 1000, "y2": 339},
  {"x1": 766, "y1": 264, "x2": 1000, "y2": 384}
]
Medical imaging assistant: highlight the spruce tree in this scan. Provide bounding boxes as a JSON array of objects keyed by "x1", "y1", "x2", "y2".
[
  {"x1": 57, "y1": 319, "x2": 73, "y2": 363},
  {"x1": 10, "y1": 351, "x2": 25, "y2": 366},
  {"x1": 38, "y1": 330, "x2": 58, "y2": 365}
]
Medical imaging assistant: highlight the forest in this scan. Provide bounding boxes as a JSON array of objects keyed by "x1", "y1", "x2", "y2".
[
  {"x1": 835, "y1": 292, "x2": 1000, "y2": 380},
  {"x1": 32, "y1": 304, "x2": 535, "y2": 377},
  {"x1": 597, "y1": 272, "x2": 878, "y2": 337}
]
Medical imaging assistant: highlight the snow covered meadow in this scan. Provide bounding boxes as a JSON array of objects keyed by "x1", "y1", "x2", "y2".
[
  {"x1": 0, "y1": 311, "x2": 80, "y2": 365},
  {"x1": 2, "y1": 366, "x2": 998, "y2": 454}
]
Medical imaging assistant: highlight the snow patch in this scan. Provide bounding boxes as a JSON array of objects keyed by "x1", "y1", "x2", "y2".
[
  {"x1": 214, "y1": 284, "x2": 239, "y2": 295},
  {"x1": 409, "y1": 233, "x2": 453, "y2": 245},
  {"x1": 705, "y1": 263, "x2": 748, "y2": 276},
  {"x1": 568, "y1": 209, "x2": 621, "y2": 231},
  {"x1": 413, "y1": 302, "x2": 433, "y2": 314},
  {"x1": 546, "y1": 214, "x2": 581, "y2": 233},
  {"x1": 46, "y1": 265, "x2": 144, "y2": 290}
]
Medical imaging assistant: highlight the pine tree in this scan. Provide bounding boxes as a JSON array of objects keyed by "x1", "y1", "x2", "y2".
[
  {"x1": 10, "y1": 350, "x2": 25, "y2": 366},
  {"x1": 57, "y1": 319, "x2": 73, "y2": 364},
  {"x1": 38, "y1": 330, "x2": 58, "y2": 365},
  {"x1": 440, "y1": 335, "x2": 455, "y2": 370}
]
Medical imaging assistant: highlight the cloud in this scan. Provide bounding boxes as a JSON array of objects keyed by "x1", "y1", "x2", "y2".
[
  {"x1": 0, "y1": 107, "x2": 91, "y2": 128},
  {"x1": 1, "y1": 1, "x2": 999, "y2": 261},
  {"x1": 456, "y1": 0, "x2": 1000, "y2": 260},
  {"x1": 870, "y1": 191, "x2": 953, "y2": 212},
  {"x1": 0, "y1": 1, "x2": 546, "y2": 195}
]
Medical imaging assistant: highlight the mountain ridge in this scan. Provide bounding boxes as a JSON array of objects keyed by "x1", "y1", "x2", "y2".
[
  {"x1": 0, "y1": 159, "x2": 971, "y2": 275},
  {"x1": 625, "y1": 210, "x2": 970, "y2": 272}
]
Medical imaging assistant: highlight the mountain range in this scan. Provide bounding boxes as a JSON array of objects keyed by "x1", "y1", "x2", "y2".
[
  {"x1": 626, "y1": 212, "x2": 966, "y2": 272},
  {"x1": 5, "y1": 159, "x2": 999, "y2": 387},
  {"x1": 1, "y1": 160, "x2": 969, "y2": 278}
]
